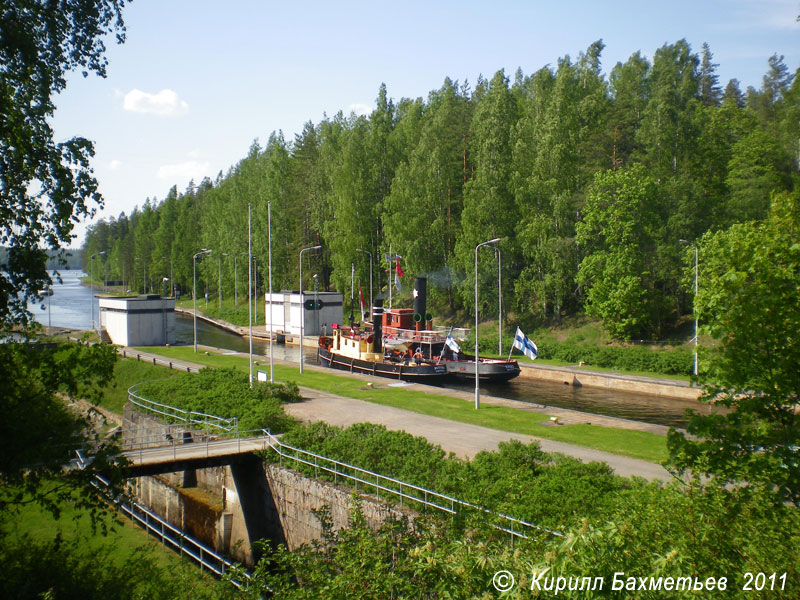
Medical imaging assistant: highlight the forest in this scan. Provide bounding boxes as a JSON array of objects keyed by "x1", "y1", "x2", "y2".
[{"x1": 81, "y1": 40, "x2": 799, "y2": 341}]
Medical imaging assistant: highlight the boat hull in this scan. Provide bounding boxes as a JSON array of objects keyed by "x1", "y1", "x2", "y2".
[
  {"x1": 318, "y1": 346, "x2": 450, "y2": 384},
  {"x1": 444, "y1": 358, "x2": 521, "y2": 383}
]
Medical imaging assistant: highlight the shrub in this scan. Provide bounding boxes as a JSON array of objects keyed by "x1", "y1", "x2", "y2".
[{"x1": 135, "y1": 367, "x2": 299, "y2": 433}]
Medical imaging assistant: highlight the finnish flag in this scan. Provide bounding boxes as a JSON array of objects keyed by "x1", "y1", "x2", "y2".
[
  {"x1": 513, "y1": 327, "x2": 538, "y2": 360},
  {"x1": 445, "y1": 335, "x2": 461, "y2": 354}
]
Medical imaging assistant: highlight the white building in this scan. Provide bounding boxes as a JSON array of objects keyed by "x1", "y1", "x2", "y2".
[
  {"x1": 98, "y1": 295, "x2": 175, "y2": 346},
  {"x1": 265, "y1": 291, "x2": 344, "y2": 337}
]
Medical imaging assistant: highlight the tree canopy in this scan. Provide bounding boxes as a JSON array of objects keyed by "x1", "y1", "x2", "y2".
[
  {"x1": 83, "y1": 40, "x2": 798, "y2": 342},
  {"x1": 668, "y1": 191, "x2": 800, "y2": 505},
  {"x1": 1, "y1": 0, "x2": 127, "y2": 326}
]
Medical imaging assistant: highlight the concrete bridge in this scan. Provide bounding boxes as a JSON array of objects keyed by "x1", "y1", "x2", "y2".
[{"x1": 121, "y1": 435, "x2": 270, "y2": 478}]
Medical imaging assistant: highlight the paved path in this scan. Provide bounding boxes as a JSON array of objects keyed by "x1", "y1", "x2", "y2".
[
  {"x1": 122, "y1": 345, "x2": 674, "y2": 482},
  {"x1": 285, "y1": 387, "x2": 672, "y2": 482}
]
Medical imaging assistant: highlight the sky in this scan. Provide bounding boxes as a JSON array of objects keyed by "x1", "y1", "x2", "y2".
[{"x1": 52, "y1": 0, "x2": 800, "y2": 246}]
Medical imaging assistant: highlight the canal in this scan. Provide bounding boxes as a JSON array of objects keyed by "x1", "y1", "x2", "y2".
[{"x1": 29, "y1": 271, "x2": 695, "y2": 427}]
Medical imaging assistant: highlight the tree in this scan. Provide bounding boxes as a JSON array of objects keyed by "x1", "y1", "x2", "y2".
[
  {"x1": 1, "y1": 0, "x2": 128, "y2": 326},
  {"x1": 576, "y1": 165, "x2": 668, "y2": 340},
  {"x1": 698, "y1": 42, "x2": 722, "y2": 106},
  {"x1": 454, "y1": 70, "x2": 518, "y2": 312},
  {"x1": 668, "y1": 191, "x2": 800, "y2": 505},
  {"x1": 0, "y1": 341, "x2": 122, "y2": 520}
]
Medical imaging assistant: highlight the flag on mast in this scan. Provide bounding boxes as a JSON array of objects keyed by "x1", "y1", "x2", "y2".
[
  {"x1": 394, "y1": 256, "x2": 404, "y2": 291},
  {"x1": 359, "y1": 282, "x2": 366, "y2": 322},
  {"x1": 512, "y1": 327, "x2": 538, "y2": 360}
]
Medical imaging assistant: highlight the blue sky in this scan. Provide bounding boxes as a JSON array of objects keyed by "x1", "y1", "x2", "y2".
[{"x1": 52, "y1": 0, "x2": 799, "y2": 244}]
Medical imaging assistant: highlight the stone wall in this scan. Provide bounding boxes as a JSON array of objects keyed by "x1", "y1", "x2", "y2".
[
  {"x1": 264, "y1": 463, "x2": 411, "y2": 552},
  {"x1": 518, "y1": 363, "x2": 702, "y2": 400}
]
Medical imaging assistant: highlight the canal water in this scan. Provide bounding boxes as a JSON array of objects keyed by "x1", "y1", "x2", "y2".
[{"x1": 29, "y1": 271, "x2": 695, "y2": 427}]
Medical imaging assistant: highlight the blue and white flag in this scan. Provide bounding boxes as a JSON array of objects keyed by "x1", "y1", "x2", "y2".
[
  {"x1": 513, "y1": 327, "x2": 538, "y2": 360},
  {"x1": 445, "y1": 335, "x2": 461, "y2": 354}
]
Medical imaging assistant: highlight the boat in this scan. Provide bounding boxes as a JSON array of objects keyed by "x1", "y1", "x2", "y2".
[
  {"x1": 317, "y1": 300, "x2": 450, "y2": 384},
  {"x1": 317, "y1": 277, "x2": 520, "y2": 384}
]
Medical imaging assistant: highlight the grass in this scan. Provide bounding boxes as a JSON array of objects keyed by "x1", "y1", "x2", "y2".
[
  {"x1": 131, "y1": 345, "x2": 669, "y2": 463},
  {"x1": 3, "y1": 490, "x2": 231, "y2": 598},
  {"x1": 94, "y1": 357, "x2": 184, "y2": 414}
]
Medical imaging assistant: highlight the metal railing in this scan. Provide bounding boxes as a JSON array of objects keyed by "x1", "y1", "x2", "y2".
[
  {"x1": 84, "y1": 466, "x2": 251, "y2": 590},
  {"x1": 128, "y1": 382, "x2": 238, "y2": 437},
  {"x1": 119, "y1": 348, "x2": 200, "y2": 373},
  {"x1": 261, "y1": 430, "x2": 563, "y2": 541},
  {"x1": 122, "y1": 388, "x2": 562, "y2": 542}
]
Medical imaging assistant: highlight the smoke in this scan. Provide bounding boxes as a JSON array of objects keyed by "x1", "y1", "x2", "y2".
[{"x1": 419, "y1": 265, "x2": 458, "y2": 289}]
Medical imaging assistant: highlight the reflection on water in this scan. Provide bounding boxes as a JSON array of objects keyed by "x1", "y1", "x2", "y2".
[
  {"x1": 27, "y1": 270, "x2": 98, "y2": 330},
  {"x1": 31, "y1": 276, "x2": 696, "y2": 427},
  {"x1": 445, "y1": 378, "x2": 698, "y2": 428},
  {"x1": 174, "y1": 315, "x2": 319, "y2": 363}
]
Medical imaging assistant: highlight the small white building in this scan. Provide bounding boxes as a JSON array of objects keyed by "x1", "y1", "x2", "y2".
[
  {"x1": 265, "y1": 291, "x2": 344, "y2": 337},
  {"x1": 98, "y1": 295, "x2": 175, "y2": 346}
]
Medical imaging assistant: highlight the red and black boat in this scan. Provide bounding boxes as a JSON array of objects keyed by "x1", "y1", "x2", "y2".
[{"x1": 317, "y1": 277, "x2": 520, "y2": 384}]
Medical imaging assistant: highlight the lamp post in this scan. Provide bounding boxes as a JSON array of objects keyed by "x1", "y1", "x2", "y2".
[
  {"x1": 252, "y1": 255, "x2": 258, "y2": 324},
  {"x1": 474, "y1": 238, "x2": 501, "y2": 409},
  {"x1": 193, "y1": 249, "x2": 212, "y2": 352},
  {"x1": 356, "y1": 248, "x2": 372, "y2": 319},
  {"x1": 90, "y1": 251, "x2": 106, "y2": 330},
  {"x1": 218, "y1": 253, "x2": 228, "y2": 309},
  {"x1": 268, "y1": 199, "x2": 274, "y2": 382},
  {"x1": 299, "y1": 245, "x2": 322, "y2": 374},
  {"x1": 679, "y1": 239, "x2": 699, "y2": 377},
  {"x1": 234, "y1": 254, "x2": 238, "y2": 307},
  {"x1": 160, "y1": 255, "x2": 173, "y2": 297},
  {"x1": 495, "y1": 247, "x2": 502, "y2": 355}
]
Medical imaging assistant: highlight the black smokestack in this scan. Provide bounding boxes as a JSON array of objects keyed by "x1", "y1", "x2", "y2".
[
  {"x1": 413, "y1": 277, "x2": 427, "y2": 331},
  {"x1": 372, "y1": 298, "x2": 384, "y2": 353}
]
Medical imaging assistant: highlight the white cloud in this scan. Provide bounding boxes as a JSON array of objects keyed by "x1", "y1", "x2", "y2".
[
  {"x1": 348, "y1": 103, "x2": 371, "y2": 116},
  {"x1": 157, "y1": 160, "x2": 211, "y2": 182},
  {"x1": 109, "y1": 159, "x2": 123, "y2": 170},
  {"x1": 720, "y1": 0, "x2": 800, "y2": 31},
  {"x1": 123, "y1": 88, "x2": 189, "y2": 116}
]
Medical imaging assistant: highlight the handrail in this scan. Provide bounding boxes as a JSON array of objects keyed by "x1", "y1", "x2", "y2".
[
  {"x1": 128, "y1": 382, "x2": 238, "y2": 436},
  {"x1": 260, "y1": 429, "x2": 563, "y2": 541},
  {"x1": 89, "y1": 469, "x2": 252, "y2": 590},
  {"x1": 122, "y1": 386, "x2": 562, "y2": 542}
]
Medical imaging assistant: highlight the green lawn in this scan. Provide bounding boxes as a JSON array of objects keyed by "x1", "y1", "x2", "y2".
[
  {"x1": 3, "y1": 492, "x2": 231, "y2": 599},
  {"x1": 131, "y1": 346, "x2": 669, "y2": 463}
]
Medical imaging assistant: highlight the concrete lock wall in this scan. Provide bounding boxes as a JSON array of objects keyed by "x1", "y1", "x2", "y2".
[{"x1": 124, "y1": 406, "x2": 411, "y2": 565}]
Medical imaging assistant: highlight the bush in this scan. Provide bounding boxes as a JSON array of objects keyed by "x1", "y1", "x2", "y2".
[
  {"x1": 537, "y1": 340, "x2": 692, "y2": 375},
  {"x1": 282, "y1": 423, "x2": 629, "y2": 530},
  {"x1": 135, "y1": 367, "x2": 299, "y2": 432}
]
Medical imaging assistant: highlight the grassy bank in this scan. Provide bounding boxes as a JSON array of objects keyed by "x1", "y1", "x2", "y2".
[
  {"x1": 2, "y1": 492, "x2": 231, "y2": 599},
  {"x1": 131, "y1": 346, "x2": 669, "y2": 463}
]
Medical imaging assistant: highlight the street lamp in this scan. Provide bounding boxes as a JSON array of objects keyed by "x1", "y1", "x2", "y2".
[
  {"x1": 474, "y1": 237, "x2": 501, "y2": 409},
  {"x1": 356, "y1": 248, "x2": 372, "y2": 319},
  {"x1": 299, "y1": 245, "x2": 322, "y2": 374},
  {"x1": 193, "y1": 249, "x2": 212, "y2": 352},
  {"x1": 160, "y1": 255, "x2": 173, "y2": 297},
  {"x1": 679, "y1": 239, "x2": 699, "y2": 377},
  {"x1": 219, "y1": 253, "x2": 228, "y2": 309},
  {"x1": 495, "y1": 247, "x2": 502, "y2": 355},
  {"x1": 268, "y1": 199, "x2": 274, "y2": 382},
  {"x1": 90, "y1": 251, "x2": 106, "y2": 330}
]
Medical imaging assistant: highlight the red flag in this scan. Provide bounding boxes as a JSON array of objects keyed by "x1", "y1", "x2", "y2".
[{"x1": 395, "y1": 259, "x2": 405, "y2": 278}]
